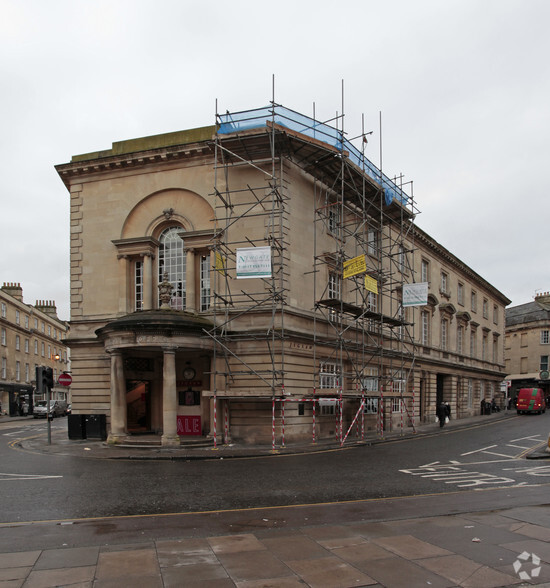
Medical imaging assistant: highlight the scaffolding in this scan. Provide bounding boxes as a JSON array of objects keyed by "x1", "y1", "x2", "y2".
[{"x1": 207, "y1": 101, "x2": 419, "y2": 448}]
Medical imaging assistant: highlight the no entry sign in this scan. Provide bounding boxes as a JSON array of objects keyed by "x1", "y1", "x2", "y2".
[{"x1": 58, "y1": 373, "x2": 72, "y2": 387}]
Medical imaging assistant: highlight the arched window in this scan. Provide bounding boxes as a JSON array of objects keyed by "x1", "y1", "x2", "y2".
[{"x1": 158, "y1": 226, "x2": 186, "y2": 310}]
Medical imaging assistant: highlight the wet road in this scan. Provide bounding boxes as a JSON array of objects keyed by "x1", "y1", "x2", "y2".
[{"x1": 0, "y1": 413, "x2": 548, "y2": 525}]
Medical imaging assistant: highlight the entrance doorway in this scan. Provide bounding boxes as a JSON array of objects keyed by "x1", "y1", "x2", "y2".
[
  {"x1": 126, "y1": 380, "x2": 151, "y2": 433},
  {"x1": 436, "y1": 374, "x2": 445, "y2": 406}
]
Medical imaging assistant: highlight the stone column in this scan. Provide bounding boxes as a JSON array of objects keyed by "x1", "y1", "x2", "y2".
[
  {"x1": 117, "y1": 255, "x2": 129, "y2": 314},
  {"x1": 161, "y1": 347, "x2": 180, "y2": 447},
  {"x1": 185, "y1": 248, "x2": 196, "y2": 312},
  {"x1": 143, "y1": 253, "x2": 154, "y2": 310},
  {"x1": 107, "y1": 350, "x2": 126, "y2": 444}
]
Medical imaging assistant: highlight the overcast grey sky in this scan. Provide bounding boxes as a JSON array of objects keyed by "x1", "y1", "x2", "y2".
[{"x1": 1, "y1": 0, "x2": 548, "y2": 321}]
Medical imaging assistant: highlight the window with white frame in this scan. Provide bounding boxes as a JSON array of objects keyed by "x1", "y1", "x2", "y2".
[
  {"x1": 25, "y1": 363, "x2": 30, "y2": 383},
  {"x1": 158, "y1": 226, "x2": 186, "y2": 310},
  {"x1": 15, "y1": 336, "x2": 20, "y2": 351},
  {"x1": 34, "y1": 340, "x2": 38, "y2": 355},
  {"x1": 15, "y1": 310, "x2": 20, "y2": 325},
  {"x1": 483, "y1": 298, "x2": 488, "y2": 319},
  {"x1": 457, "y1": 282, "x2": 464, "y2": 306},
  {"x1": 134, "y1": 260, "x2": 143, "y2": 311},
  {"x1": 363, "y1": 397, "x2": 379, "y2": 414},
  {"x1": 398, "y1": 245, "x2": 405, "y2": 272},
  {"x1": 1, "y1": 329, "x2": 5, "y2": 346},
  {"x1": 367, "y1": 228, "x2": 378, "y2": 257},
  {"x1": 541, "y1": 330, "x2": 550, "y2": 345},
  {"x1": 200, "y1": 254, "x2": 211, "y2": 311},
  {"x1": 441, "y1": 318, "x2": 448, "y2": 351},
  {"x1": 16, "y1": 361, "x2": 20, "y2": 382},
  {"x1": 360, "y1": 366, "x2": 378, "y2": 393},
  {"x1": 24, "y1": 339, "x2": 29, "y2": 353},
  {"x1": 1, "y1": 357, "x2": 6, "y2": 379},
  {"x1": 41, "y1": 322, "x2": 45, "y2": 333},
  {"x1": 421, "y1": 310, "x2": 430, "y2": 346},
  {"x1": 457, "y1": 325, "x2": 464, "y2": 355},
  {"x1": 1, "y1": 303, "x2": 5, "y2": 318},
  {"x1": 391, "y1": 397, "x2": 403, "y2": 412},
  {"x1": 319, "y1": 361, "x2": 339, "y2": 389},
  {"x1": 393, "y1": 371, "x2": 406, "y2": 394},
  {"x1": 41, "y1": 342, "x2": 45, "y2": 357},
  {"x1": 24, "y1": 315, "x2": 29, "y2": 329},
  {"x1": 328, "y1": 272, "x2": 341, "y2": 300},
  {"x1": 48, "y1": 325, "x2": 51, "y2": 337},
  {"x1": 421, "y1": 259, "x2": 429, "y2": 283},
  {"x1": 541, "y1": 355, "x2": 549, "y2": 371},
  {"x1": 470, "y1": 329, "x2": 477, "y2": 358},
  {"x1": 366, "y1": 291, "x2": 378, "y2": 312},
  {"x1": 328, "y1": 204, "x2": 341, "y2": 238},
  {"x1": 440, "y1": 271, "x2": 448, "y2": 295}
]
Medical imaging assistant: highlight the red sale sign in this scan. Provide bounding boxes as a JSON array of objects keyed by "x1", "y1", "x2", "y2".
[{"x1": 177, "y1": 415, "x2": 201, "y2": 436}]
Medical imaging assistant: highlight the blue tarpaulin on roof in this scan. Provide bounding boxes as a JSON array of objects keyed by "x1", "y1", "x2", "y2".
[{"x1": 217, "y1": 105, "x2": 409, "y2": 207}]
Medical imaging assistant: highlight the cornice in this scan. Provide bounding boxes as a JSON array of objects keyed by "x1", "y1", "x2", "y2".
[{"x1": 55, "y1": 141, "x2": 214, "y2": 189}]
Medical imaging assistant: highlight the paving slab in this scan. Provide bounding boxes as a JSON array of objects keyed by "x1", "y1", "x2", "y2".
[
  {"x1": 285, "y1": 555, "x2": 377, "y2": 588},
  {"x1": 20, "y1": 565, "x2": 95, "y2": 588}
]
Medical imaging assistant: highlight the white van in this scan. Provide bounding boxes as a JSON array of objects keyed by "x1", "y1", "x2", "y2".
[{"x1": 33, "y1": 400, "x2": 68, "y2": 418}]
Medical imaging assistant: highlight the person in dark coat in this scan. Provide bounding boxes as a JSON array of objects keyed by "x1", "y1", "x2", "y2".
[
  {"x1": 445, "y1": 402, "x2": 451, "y2": 420},
  {"x1": 436, "y1": 402, "x2": 447, "y2": 428}
]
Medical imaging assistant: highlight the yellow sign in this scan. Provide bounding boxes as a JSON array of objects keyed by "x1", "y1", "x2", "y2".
[
  {"x1": 343, "y1": 255, "x2": 367, "y2": 279},
  {"x1": 215, "y1": 251, "x2": 225, "y2": 273},
  {"x1": 364, "y1": 274, "x2": 378, "y2": 294}
]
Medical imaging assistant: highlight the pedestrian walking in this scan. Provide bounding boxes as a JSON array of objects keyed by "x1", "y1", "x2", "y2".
[
  {"x1": 445, "y1": 402, "x2": 451, "y2": 420},
  {"x1": 436, "y1": 401, "x2": 447, "y2": 428}
]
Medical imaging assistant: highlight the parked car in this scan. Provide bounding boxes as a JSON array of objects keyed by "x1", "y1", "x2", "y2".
[
  {"x1": 66, "y1": 403, "x2": 72, "y2": 415},
  {"x1": 33, "y1": 400, "x2": 68, "y2": 418}
]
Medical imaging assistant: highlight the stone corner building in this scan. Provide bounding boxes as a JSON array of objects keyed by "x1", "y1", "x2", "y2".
[
  {"x1": 55, "y1": 105, "x2": 510, "y2": 447},
  {"x1": 505, "y1": 291, "x2": 550, "y2": 399}
]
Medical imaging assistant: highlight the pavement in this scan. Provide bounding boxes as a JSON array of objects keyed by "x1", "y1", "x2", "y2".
[{"x1": 1, "y1": 410, "x2": 549, "y2": 587}]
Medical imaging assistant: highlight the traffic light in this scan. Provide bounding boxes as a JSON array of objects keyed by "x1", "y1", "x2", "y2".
[
  {"x1": 42, "y1": 367, "x2": 54, "y2": 391},
  {"x1": 35, "y1": 366, "x2": 44, "y2": 394}
]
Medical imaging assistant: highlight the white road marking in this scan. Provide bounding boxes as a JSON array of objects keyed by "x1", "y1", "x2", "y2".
[
  {"x1": 0, "y1": 473, "x2": 62, "y2": 481},
  {"x1": 461, "y1": 445, "x2": 497, "y2": 456}
]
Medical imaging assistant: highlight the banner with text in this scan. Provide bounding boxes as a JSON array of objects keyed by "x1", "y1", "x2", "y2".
[
  {"x1": 402, "y1": 282, "x2": 429, "y2": 307},
  {"x1": 236, "y1": 246, "x2": 272, "y2": 279},
  {"x1": 343, "y1": 254, "x2": 367, "y2": 279},
  {"x1": 364, "y1": 274, "x2": 379, "y2": 294}
]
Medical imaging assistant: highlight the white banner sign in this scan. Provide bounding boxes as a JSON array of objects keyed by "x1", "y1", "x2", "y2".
[
  {"x1": 236, "y1": 246, "x2": 272, "y2": 279},
  {"x1": 402, "y1": 282, "x2": 429, "y2": 307}
]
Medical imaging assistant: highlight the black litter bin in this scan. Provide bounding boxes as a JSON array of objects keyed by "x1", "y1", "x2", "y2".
[
  {"x1": 68, "y1": 414, "x2": 86, "y2": 439},
  {"x1": 85, "y1": 414, "x2": 107, "y2": 440}
]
